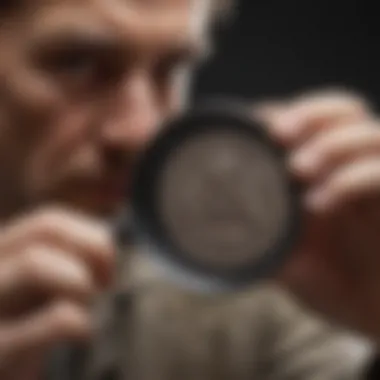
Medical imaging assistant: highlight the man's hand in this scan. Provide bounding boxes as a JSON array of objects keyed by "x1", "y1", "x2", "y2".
[
  {"x1": 257, "y1": 90, "x2": 380, "y2": 341},
  {"x1": 0, "y1": 208, "x2": 114, "y2": 380}
]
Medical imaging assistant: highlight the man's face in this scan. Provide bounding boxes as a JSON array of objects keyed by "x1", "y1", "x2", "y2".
[{"x1": 0, "y1": 0, "x2": 210, "y2": 218}]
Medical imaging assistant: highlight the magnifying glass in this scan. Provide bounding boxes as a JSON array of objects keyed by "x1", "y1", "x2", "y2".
[
  {"x1": 49, "y1": 98, "x2": 303, "y2": 380},
  {"x1": 129, "y1": 98, "x2": 302, "y2": 293}
]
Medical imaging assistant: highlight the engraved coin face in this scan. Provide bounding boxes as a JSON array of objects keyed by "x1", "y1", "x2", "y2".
[{"x1": 157, "y1": 129, "x2": 290, "y2": 271}]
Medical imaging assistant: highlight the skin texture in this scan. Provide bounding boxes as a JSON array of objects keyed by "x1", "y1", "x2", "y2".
[
  {"x1": 0, "y1": 1, "x2": 378, "y2": 379},
  {"x1": 259, "y1": 92, "x2": 380, "y2": 339},
  {"x1": 0, "y1": 0, "x2": 210, "y2": 378}
]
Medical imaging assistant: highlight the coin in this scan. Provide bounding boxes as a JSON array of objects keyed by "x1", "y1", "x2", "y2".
[
  {"x1": 130, "y1": 100, "x2": 300, "y2": 290},
  {"x1": 158, "y1": 128, "x2": 290, "y2": 271}
]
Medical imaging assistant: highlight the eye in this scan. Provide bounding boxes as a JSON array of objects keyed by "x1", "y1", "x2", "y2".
[
  {"x1": 31, "y1": 32, "x2": 127, "y2": 92},
  {"x1": 38, "y1": 46, "x2": 126, "y2": 91},
  {"x1": 43, "y1": 47, "x2": 99, "y2": 79}
]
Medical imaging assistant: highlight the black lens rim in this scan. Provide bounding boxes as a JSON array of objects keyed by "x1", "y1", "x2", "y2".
[{"x1": 130, "y1": 100, "x2": 302, "y2": 290}]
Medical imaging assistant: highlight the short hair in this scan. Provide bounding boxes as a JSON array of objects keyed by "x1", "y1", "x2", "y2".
[
  {"x1": 0, "y1": 0, "x2": 236, "y2": 26},
  {"x1": 0, "y1": 0, "x2": 236, "y2": 15}
]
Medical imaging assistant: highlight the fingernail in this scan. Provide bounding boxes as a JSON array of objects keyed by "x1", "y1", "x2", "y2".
[
  {"x1": 271, "y1": 112, "x2": 301, "y2": 140},
  {"x1": 253, "y1": 101, "x2": 283, "y2": 118},
  {"x1": 289, "y1": 149, "x2": 317, "y2": 175}
]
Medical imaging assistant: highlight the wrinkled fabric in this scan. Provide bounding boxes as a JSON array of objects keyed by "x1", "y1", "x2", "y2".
[{"x1": 71, "y1": 253, "x2": 372, "y2": 380}]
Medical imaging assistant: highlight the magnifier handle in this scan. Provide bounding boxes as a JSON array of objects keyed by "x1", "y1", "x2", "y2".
[
  {"x1": 43, "y1": 344, "x2": 88, "y2": 380},
  {"x1": 44, "y1": 211, "x2": 135, "y2": 380}
]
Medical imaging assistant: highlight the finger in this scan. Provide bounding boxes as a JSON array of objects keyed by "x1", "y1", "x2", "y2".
[
  {"x1": 0, "y1": 300, "x2": 90, "y2": 356},
  {"x1": 278, "y1": 213, "x2": 358, "y2": 323},
  {"x1": 289, "y1": 122, "x2": 380, "y2": 179},
  {"x1": 335, "y1": 202, "x2": 380, "y2": 273},
  {"x1": 305, "y1": 156, "x2": 380, "y2": 212},
  {"x1": 265, "y1": 91, "x2": 371, "y2": 144},
  {"x1": 0, "y1": 245, "x2": 95, "y2": 312},
  {"x1": 0, "y1": 208, "x2": 114, "y2": 286},
  {"x1": 279, "y1": 245, "x2": 354, "y2": 323},
  {"x1": 252, "y1": 99, "x2": 288, "y2": 120}
]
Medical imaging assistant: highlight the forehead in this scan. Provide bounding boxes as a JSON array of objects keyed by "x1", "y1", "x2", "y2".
[{"x1": 13, "y1": 0, "x2": 211, "y2": 51}]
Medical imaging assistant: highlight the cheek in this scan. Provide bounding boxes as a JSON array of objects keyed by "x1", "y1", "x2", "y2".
[
  {"x1": 25, "y1": 104, "x2": 97, "y2": 188},
  {"x1": 0, "y1": 64, "x2": 68, "y2": 192}
]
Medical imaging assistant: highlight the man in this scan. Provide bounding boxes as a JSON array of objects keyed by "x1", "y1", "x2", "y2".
[{"x1": 0, "y1": 0, "x2": 378, "y2": 379}]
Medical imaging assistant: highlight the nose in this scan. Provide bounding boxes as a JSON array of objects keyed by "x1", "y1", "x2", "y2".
[{"x1": 100, "y1": 70, "x2": 162, "y2": 154}]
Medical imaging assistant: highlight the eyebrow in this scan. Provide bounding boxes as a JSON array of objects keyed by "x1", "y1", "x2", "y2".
[
  {"x1": 27, "y1": 26, "x2": 124, "y2": 55},
  {"x1": 31, "y1": 28, "x2": 210, "y2": 57},
  {"x1": 26, "y1": 13, "x2": 214, "y2": 67}
]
